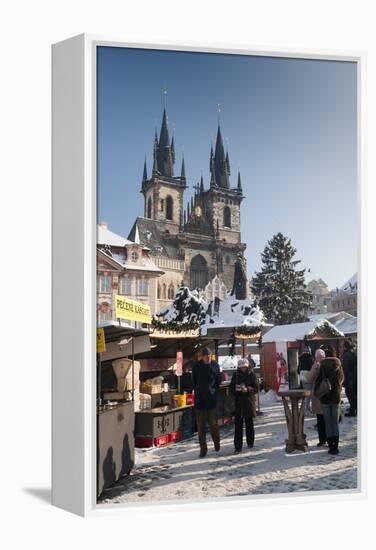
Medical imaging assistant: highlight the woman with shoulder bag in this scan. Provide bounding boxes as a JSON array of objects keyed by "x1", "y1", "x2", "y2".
[
  {"x1": 230, "y1": 358, "x2": 258, "y2": 454},
  {"x1": 314, "y1": 345, "x2": 344, "y2": 455},
  {"x1": 307, "y1": 348, "x2": 327, "y2": 446}
]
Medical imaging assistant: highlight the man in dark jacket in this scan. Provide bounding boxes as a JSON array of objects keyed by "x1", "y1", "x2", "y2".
[
  {"x1": 230, "y1": 358, "x2": 258, "y2": 453},
  {"x1": 343, "y1": 339, "x2": 357, "y2": 417},
  {"x1": 192, "y1": 347, "x2": 221, "y2": 458}
]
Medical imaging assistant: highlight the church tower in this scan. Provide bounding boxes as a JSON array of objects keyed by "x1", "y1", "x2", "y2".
[
  {"x1": 207, "y1": 124, "x2": 244, "y2": 242},
  {"x1": 141, "y1": 108, "x2": 186, "y2": 234}
]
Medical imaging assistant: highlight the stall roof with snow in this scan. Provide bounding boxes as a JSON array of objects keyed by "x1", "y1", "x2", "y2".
[{"x1": 262, "y1": 319, "x2": 344, "y2": 343}]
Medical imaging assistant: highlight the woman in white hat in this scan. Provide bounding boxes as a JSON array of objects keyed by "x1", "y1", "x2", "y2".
[{"x1": 230, "y1": 358, "x2": 258, "y2": 454}]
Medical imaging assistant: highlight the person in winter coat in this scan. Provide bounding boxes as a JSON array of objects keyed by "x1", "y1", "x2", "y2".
[
  {"x1": 298, "y1": 348, "x2": 314, "y2": 414},
  {"x1": 230, "y1": 358, "x2": 258, "y2": 454},
  {"x1": 307, "y1": 348, "x2": 327, "y2": 446},
  {"x1": 314, "y1": 344, "x2": 344, "y2": 455},
  {"x1": 342, "y1": 338, "x2": 357, "y2": 417},
  {"x1": 192, "y1": 347, "x2": 221, "y2": 458}
]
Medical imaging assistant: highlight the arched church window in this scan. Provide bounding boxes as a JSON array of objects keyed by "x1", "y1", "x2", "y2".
[
  {"x1": 147, "y1": 197, "x2": 152, "y2": 219},
  {"x1": 167, "y1": 283, "x2": 175, "y2": 300},
  {"x1": 157, "y1": 284, "x2": 161, "y2": 299},
  {"x1": 190, "y1": 255, "x2": 208, "y2": 290},
  {"x1": 224, "y1": 206, "x2": 231, "y2": 228},
  {"x1": 162, "y1": 283, "x2": 167, "y2": 299},
  {"x1": 166, "y1": 195, "x2": 173, "y2": 221}
]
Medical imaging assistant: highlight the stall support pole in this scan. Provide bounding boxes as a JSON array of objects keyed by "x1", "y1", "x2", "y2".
[
  {"x1": 131, "y1": 337, "x2": 135, "y2": 402},
  {"x1": 97, "y1": 353, "x2": 102, "y2": 406}
]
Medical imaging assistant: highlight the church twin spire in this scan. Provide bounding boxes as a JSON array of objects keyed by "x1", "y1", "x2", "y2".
[{"x1": 142, "y1": 105, "x2": 242, "y2": 197}]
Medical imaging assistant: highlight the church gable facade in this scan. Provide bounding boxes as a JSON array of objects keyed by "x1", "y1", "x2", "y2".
[{"x1": 128, "y1": 106, "x2": 247, "y2": 310}]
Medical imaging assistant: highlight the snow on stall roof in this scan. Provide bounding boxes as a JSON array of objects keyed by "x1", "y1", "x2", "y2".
[
  {"x1": 335, "y1": 317, "x2": 357, "y2": 335},
  {"x1": 201, "y1": 294, "x2": 267, "y2": 335},
  {"x1": 155, "y1": 287, "x2": 267, "y2": 331},
  {"x1": 262, "y1": 319, "x2": 343, "y2": 343},
  {"x1": 97, "y1": 224, "x2": 133, "y2": 247}
]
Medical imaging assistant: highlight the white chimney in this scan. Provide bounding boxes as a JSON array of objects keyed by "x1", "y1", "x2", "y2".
[{"x1": 99, "y1": 221, "x2": 109, "y2": 230}]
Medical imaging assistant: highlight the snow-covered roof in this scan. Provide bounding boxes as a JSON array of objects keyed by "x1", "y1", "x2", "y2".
[
  {"x1": 155, "y1": 287, "x2": 267, "y2": 333},
  {"x1": 262, "y1": 319, "x2": 344, "y2": 343},
  {"x1": 98, "y1": 248, "x2": 163, "y2": 274},
  {"x1": 335, "y1": 317, "x2": 357, "y2": 335},
  {"x1": 97, "y1": 225, "x2": 133, "y2": 247},
  {"x1": 201, "y1": 294, "x2": 267, "y2": 335},
  {"x1": 308, "y1": 311, "x2": 353, "y2": 323},
  {"x1": 341, "y1": 273, "x2": 357, "y2": 293}
]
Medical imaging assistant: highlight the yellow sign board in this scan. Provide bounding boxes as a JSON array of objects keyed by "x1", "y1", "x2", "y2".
[
  {"x1": 115, "y1": 295, "x2": 152, "y2": 324},
  {"x1": 96, "y1": 328, "x2": 106, "y2": 353}
]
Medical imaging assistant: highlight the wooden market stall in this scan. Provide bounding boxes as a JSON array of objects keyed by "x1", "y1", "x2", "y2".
[
  {"x1": 261, "y1": 319, "x2": 345, "y2": 391},
  {"x1": 97, "y1": 308, "x2": 152, "y2": 496}
]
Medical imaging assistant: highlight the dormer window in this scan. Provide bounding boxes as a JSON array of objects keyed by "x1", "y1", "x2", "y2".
[{"x1": 131, "y1": 251, "x2": 139, "y2": 262}]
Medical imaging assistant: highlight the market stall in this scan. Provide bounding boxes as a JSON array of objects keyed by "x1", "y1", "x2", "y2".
[
  {"x1": 133, "y1": 327, "x2": 204, "y2": 447},
  {"x1": 261, "y1": 319, "x2": 345, "y2": 391},
  {"x1": 97, "y1": 296, "x2": 152, "y2": 496}
]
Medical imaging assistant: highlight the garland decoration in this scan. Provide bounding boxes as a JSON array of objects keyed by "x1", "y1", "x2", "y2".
[
  {"x1": 234, "y1": 324, "x2": 263, "y2": 337},
  {"x1": 305, "y1": 320, "x2": 343, "y2": 339},
  {"x1": 151, "y1": 319, "x2": 200, "y2": 333}
]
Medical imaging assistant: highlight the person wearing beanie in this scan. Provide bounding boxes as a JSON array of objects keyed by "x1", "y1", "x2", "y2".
[
  {"x1": 343, "y1": 338, "x2": 357, "y2": 416},
  {"x1": 307, "y1": 348, "x2": 327, "y2": 446},
  {"x1": 230, "y1": 358, "x2": 258, "y2": 454},
  {"x1": 192, "y1": 347, "x2": 221, "y2": 458},
  {"x1": 314, "y1": 344, "x2": 344, "y2": 455}
]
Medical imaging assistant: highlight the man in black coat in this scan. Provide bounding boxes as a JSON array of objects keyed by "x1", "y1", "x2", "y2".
[
  {"x1": 192, "y1": 347, "x2": 221, "y2": 458},
  {"x1": 343, "y1": 338, "x2": 357, "y2": 416},
  {"x1": 230, "y1": 358, "x2": 258, "y2": 453}
]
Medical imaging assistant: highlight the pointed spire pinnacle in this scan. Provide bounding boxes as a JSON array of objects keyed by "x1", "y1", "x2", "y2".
[
  {"x1": 181, "y1": 156, "x2": 186, "y2": 179},
  {"x1": 190, "y1": 196, "x2": 194, "y2": 211},
  {"x1": 225, "y1": 151, "x2": 231, "y2": 176},
  {"x1": 157, "y1": 108, "x2": 174, "y2": 177},
  {"x1": 183, "y1": 210, "x2": 187, "y2": 226},
  {"x1": 142, "y1": 157, "x2": 148, "y2": 182},
  {"x1": 152, "y1": 143, "x2": 158, "y2": 175},
  {"x1": 200, "y1": 175, "x2": 204, "y2": 192},
  {"x1": 171, "y1": 135, "x2": 175, "y2": 163},
  {"x1": 213, "y1": 123, "x2": 230, "y2": 188},
  {"x1": 237, "y1": 171, "x2": 243, "y2": 193},
  {"x1": 187, "y1": 202, "x2": 190, "y2": 219}
]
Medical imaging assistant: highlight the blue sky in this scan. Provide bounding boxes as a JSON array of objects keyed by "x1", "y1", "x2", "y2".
[{"x1": 97, "y1": 47, "x2": 357, "y2": 290}]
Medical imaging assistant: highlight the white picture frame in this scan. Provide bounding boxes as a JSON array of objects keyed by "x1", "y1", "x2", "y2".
[{"x1": 52, "y1": 34, "x2": 366, "y2": 517}]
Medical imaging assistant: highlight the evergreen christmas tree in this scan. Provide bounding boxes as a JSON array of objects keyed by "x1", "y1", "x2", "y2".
[{"x1": 252, "y1": 232, "x2": 311, "y2": 324}]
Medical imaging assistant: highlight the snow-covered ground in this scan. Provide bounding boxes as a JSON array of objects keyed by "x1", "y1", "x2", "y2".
[{"x1": 99, "y1": 399, "x2": 358, "y2": 505}]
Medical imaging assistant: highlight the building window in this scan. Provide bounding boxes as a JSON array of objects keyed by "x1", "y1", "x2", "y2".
[
  {"x1": 168, "y1": 283, "x2": 175, "y2": 300},
  {"x1": 160, "y1": 199, "x2": 164, "y2": 211},
  {"x1": 99, "y1": 275, "x2": 111, "y2": 293},
  {"x1": 119, "y1": 276, "x2": 132, "y2": 295},
  {"x1": 224, "y1": 206, "x2": 231, "y2": 228},
  {"x1": 166, "y1": 195, "x2": 173, "y2": 221},
  {"x1": 137, "y1": 277, "x2": 149, "y2": 296},
  {"x1": 147, "y1": 197, "x2": 152, "y2": 219},
  {"x1": 157, "y1": 284, "x2": 161, "y2": 299},
  {"x1": 98, "y1": 309, "x2": 112, "y2": 323},
  {"x1": 131, "y1": 251, "x2": 139, "y2": 262},
  {"x1": 162, "y1": 283, "x2": 167, "y2": 299},
  {"x1": 190, "y1": 254, "x2": 208, "y2": 290}
]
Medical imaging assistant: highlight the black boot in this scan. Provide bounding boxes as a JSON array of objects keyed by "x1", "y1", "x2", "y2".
[
  {"x1": 332, "y1": 436, "x2": 339, "y2": 455},
  {"x1": 327, "y1": 437, "x2": 335, "y2": 454}
]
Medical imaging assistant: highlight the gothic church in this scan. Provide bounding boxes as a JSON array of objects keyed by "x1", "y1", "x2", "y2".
[{"x1": 128, "y1": 107, "x2": 247, "y2": 309}]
